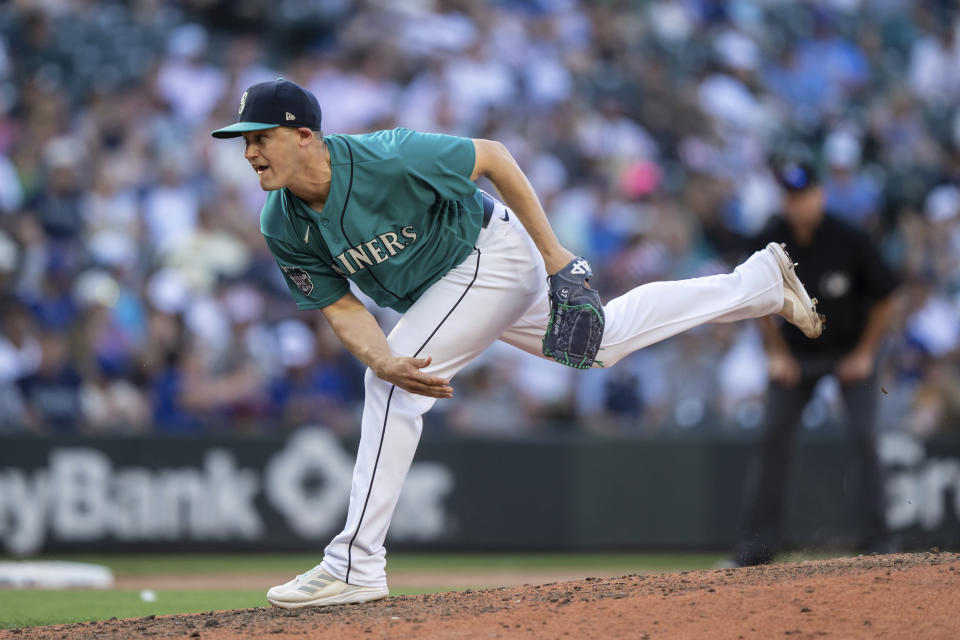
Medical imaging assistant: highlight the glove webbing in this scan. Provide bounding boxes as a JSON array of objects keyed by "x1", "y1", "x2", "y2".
[{"x1": 543, "y1": 302, "x2": 605, "y2": 369}]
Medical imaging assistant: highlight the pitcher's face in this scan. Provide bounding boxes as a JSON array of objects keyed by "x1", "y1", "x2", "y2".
[{"x1": 242, "y1": 127, "x2": 300, "y2": 191}]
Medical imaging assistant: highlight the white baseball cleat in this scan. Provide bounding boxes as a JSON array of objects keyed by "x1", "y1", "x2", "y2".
[
  {"x1": 766, "y1": 242, "x2": 825, "y2": 339},
  {"x1": 266, "y1": 565, "x2": 388, "y2": 609}
]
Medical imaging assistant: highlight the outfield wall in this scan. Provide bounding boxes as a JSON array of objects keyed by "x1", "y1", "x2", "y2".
[{"x1": 1, "y1": 428, "x2": 958, "y2": 555}]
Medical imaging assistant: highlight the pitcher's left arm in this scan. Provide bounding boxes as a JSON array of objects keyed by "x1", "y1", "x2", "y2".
[{"x1": 471, "y1": 138, "x2": 575, "y2": 275}]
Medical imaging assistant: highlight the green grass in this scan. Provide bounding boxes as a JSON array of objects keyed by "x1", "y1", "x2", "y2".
[
  {"x1": 0, "y1": 587, "x2": 448, "y2": 630},
  {"x1": 0, "y1": 551, "x2": 732, "y2": 629},
  {"x1": 19, "y1": 551, "x2": 727, "y2": 576},
  {"x1": 0, "y1": 589, "x2": 266, "y2": 629}
]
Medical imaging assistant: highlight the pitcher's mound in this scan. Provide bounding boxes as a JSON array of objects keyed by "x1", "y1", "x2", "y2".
[{"x1": 7, "y1": 552, "x2": 959, "y2": 640}]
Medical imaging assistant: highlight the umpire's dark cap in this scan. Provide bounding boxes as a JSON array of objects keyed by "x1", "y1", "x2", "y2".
[
  {"x1": 211, "y1": 78, "x2": 322, "y2": 139},
  {"x1": 775, "y1": 163, "x2": 819, "y2": 192}
]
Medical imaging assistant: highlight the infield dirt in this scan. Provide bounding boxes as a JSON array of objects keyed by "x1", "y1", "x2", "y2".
[{"x1": 4, "y1": 552, "x2": 959, "y2": 639}]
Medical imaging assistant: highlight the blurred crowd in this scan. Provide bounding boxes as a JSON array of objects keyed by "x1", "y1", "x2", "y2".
[{"x1": 1, "y1": 0, "x2": 960, "y2": 438}]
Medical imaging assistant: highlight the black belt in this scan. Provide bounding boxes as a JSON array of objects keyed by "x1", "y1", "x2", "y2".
[{"x1": 481, "y1": 191, "x2": 496, "y2": 228}]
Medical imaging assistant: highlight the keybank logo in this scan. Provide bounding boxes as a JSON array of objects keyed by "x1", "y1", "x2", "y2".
[
  {"x1": 880, "y1": 434, "x2": 960, "y2": 531},
  {"x1": 0, "y1": 428, "x2": 453, "y2": 555}
]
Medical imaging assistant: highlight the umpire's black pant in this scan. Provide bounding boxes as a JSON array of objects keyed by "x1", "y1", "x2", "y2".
[{"x1": 734, "y1": 361, "x2": 888, "y2": 565}]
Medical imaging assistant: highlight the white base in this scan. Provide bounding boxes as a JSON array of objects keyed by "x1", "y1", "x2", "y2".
[{"x1": 0, "y1": 561, "x2": 115, "y2": 589}]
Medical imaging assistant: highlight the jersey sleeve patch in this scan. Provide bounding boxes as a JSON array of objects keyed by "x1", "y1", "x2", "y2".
[
  {"x1": 264, "y1": 235, "x2": 349, "y2": 309},
  {"x1": 281, "y1": 266, "x2": 315, "y2": 296}
]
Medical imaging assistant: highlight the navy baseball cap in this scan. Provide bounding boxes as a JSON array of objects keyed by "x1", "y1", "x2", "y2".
[
  {"x1": 211, "y1": 78, "x2": 322, "y2": 139},
  {"x1": 776, "y1": 163, "x2": 818, "y2": 192}
]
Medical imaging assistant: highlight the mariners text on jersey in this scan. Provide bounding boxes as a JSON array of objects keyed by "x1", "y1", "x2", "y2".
[
  {"x1": 260, "y1": 128, "x2": 484, "y2": 313},
  {"x1": 333, "y1": 226, "x2": 418, "y2": 276}
]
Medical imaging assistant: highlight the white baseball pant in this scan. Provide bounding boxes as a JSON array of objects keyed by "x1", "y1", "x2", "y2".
[{"x1": 321, "y1": 199, "x2": 784, "y2": 587}]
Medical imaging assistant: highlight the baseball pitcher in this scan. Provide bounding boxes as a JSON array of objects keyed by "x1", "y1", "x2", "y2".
[{"x1": 211, "y1": 78, "x2": 823, "y2": 608}]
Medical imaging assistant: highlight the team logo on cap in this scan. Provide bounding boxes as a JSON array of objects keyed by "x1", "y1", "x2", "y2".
[
  {"x1": 239, "y1": 91, "x2": 248, "y2": 116},
  {"x1": 282, "y1": 266, "x2": 314, "y2": 296}
]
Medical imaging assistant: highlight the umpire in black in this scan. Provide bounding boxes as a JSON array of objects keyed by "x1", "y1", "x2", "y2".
[{"x1": 734, "y1": 163, "x2": 899, "y2": 566}]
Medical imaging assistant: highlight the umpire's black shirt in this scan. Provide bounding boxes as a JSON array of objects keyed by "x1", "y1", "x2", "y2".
[{"x1": 753, "y1": 214, "x2": 899, "y2": 359}]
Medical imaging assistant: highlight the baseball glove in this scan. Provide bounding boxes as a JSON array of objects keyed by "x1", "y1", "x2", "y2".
[{"x1": 542, "y1": 257, "x2": 605, "y2": 369}]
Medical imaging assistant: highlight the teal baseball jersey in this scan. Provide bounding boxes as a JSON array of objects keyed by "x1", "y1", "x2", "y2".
[{"x1": 261, "y1": 127, "x2": 484, "y2": 312}]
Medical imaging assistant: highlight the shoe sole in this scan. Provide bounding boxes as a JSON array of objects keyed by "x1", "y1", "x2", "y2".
[
  {"x1": 766, "y1": 242, "x2": 824, "y2": 338},
  {"x1": 267, "y1": 587, "x2": 388, "y2": 609}
]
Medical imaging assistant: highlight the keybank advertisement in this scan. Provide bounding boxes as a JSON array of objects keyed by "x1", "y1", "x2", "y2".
[
  {"x1": 0, "y1": 429, "x2": 958, "y2": 554},
  {"x1": 0, "y1": 429, "x2": 454, "y2": 556}
]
